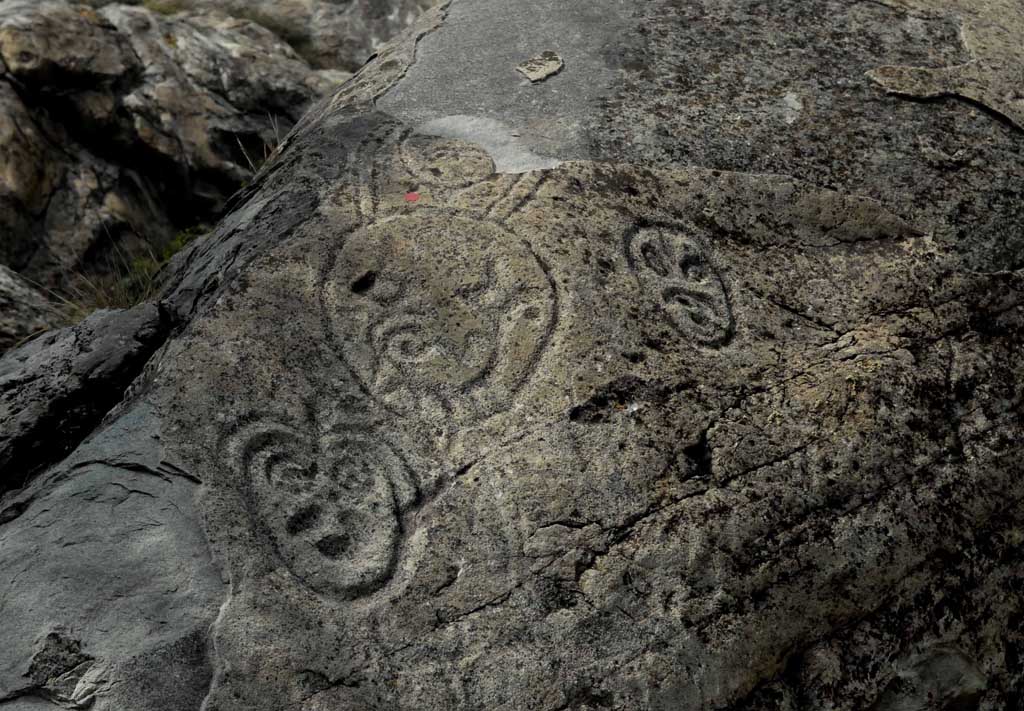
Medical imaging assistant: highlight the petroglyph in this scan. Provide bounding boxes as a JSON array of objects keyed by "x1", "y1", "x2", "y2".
[
  {"x1": 321, "y1": 211, "x2": 557, "y2": 427},
  {"x1": 399, "y1": 130, "x2": 496, "y2": 188},
  {"x1": 625, "y1": 225, "x2": 734, "y2": 347},
  {"x1": 153, "y1": 124, "x2": 1004, "y2": 711},
  {"x1": 227, "y1": 414, "x2": 420, "y2": 599}
]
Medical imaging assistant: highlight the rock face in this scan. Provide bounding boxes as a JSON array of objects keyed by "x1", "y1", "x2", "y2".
[
  {"x1": 1, "y1": 1, "x2": 1022, "y2": 710},
  {"x1": 0, "y1": 0, "x2": 340, "y2": 287},
  {"x1": 81, "y1": 0, "x2": 439, "y2": 72},
  {"x1": 0, "y1": 267, "x2": 59, "y2": 352}
]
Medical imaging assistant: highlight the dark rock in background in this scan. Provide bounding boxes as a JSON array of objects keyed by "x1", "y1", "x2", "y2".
[
  {"x1": 0, "y1": 266, "x2": 59, "y2": 352},
  {"x1": 0, "y1": 0, "x2": 343, "y2": 290},
  {"x1": 79, "y1": 0, "x2": 438, "y2": 72},
  {"x1": 0, "y1": 1, "x2": 1022, "y2": 709}
]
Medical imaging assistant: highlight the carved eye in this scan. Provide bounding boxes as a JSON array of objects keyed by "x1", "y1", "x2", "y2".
[
  {"x1": 314, "y1": 532, "x2": 350, "y2": 559},
  {"x1": 639, "y1": 240, "x2": 672, "y2": 277},
  {"x1": 349, "y1": 269, "x2": 405, "y2": 302},
  {"x1": 384, "y1": 325, "x2": 435, "y2": 365},
  {"x1": 632, "y1": 228, "x2": 711, "y2": 281},
  {"x1": 226, "y1": 421, "x2": 313, "y2": 488},
  {"x1": 285, "y1": 503, "x2": 321, "y2": 535},
  {"x1": 350, "y1": 271, "x2": 377, "y2": 294},
  {"x1": 678, "y1": 253, "x2": 708, "y2": 281}
]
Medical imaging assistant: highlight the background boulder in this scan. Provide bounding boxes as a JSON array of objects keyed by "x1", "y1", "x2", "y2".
[
  {"x1": 0, "y1": 266, "x2": 60, "y2": 352},
  {"x1": 0, "y1": 0, "x2": 342, "y2": 290}
]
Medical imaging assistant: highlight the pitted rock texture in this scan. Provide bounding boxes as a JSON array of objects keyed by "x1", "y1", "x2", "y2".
[
  {"x1": 0, "y1": 0, "x2": 338, "y2": 287},
  {"x1": 0, "y1": 1, "x2": 1022, "y2": 710},
  {"x1": 867, "y1": 0, "x2": 1024, "y2": 129}
]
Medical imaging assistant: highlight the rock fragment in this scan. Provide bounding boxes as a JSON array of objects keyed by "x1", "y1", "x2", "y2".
[{"x1": 516, "y1": 50, "x2": 563, "y2": 82}]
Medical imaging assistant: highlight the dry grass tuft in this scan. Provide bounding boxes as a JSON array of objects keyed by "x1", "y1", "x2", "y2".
[{"x1": 41, "y1": 224, "x2": 208, "y2": 329}]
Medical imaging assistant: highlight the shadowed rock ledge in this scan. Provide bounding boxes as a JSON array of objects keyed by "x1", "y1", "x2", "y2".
[{"x1": 0, "y1": 1, "x2": 1022, "y2": 709}]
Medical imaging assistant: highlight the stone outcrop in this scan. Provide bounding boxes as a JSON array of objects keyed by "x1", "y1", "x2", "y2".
[
  {"x1": 0, "y1": 267, "x2": 59, "y2": 353},
  {"x1": 81, "y1": 0, "x2": 438, "y2": 72},
  {"x1": 0, "y1": 1, "x2": 1022, "y2": 710},
  {"x1": 0, "y1": 0, "x2": 342, "y2": 287}
]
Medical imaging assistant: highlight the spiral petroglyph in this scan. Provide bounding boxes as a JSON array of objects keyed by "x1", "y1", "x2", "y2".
[{"x1": 321, "y1": 211, "x2": 557, "y2": 427}]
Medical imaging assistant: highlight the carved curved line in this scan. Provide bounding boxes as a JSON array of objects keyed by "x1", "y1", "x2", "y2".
[
  {"x1": 346, "y1": 120, "x2": 405, "y2": 223},
  {"x1": 481, "y1": 173, "x2": 522, "y2": 215},
  {"x1": 371, "y1": 126, "x2": 406, "y2": 218},
  {"x1": 658, "y1": 280, "x2": 736, "y2": 348},
  {"x1": 505, "y1": 172, "x2": 551, "y2": 222},
  {"x1": 519, "y1": 239, "x2": 561, "y2": 388},
  {"x1": 622, "y1": 221, "x2": 736, "y2": 348},
  {"x1": 224, "y1": 420, "x2": 310, "y2": 478},
  {"x1": 318, "y1": 210, "x2": 559, "y2": 425},
  {"x1": 400, "y1": 130, "x2": 500, "y2": 191},
  {"x1": 317, "y1": 230, "x2": 389, "y2": 413},
  {"x1": 305, "y1": 435, "x2": 421, "y2": 601}
]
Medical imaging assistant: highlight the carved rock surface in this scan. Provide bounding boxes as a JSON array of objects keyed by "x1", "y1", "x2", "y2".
[
  {"x1": 1, "y1": 1, "x2": 1022, "y2": 710},
  {"x1": 0, "y1": 0, "x2": 339, "y2": 287}
]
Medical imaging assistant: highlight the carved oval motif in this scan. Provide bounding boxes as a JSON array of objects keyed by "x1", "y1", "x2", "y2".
[
  {"x1": 625, "y1": 226, "x2": 734, "y2": 346},
  {"x1": 400, "y1": 132, "x2": 496, "y2": 188},
  {"x1": 229, "y1": 422, "x2": 417, "y2": 599},
  {"x1": 322, "y1": 212, "x2": 557, "y2": 425}
]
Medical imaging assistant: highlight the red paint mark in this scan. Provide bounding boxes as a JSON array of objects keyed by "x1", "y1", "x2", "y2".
[{"x1": 405, "y1": 191, "x2": 421, "y2": 203}]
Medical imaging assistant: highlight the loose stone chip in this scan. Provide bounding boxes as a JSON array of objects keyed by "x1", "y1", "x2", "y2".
[{"x1": 516, "y1": 51, "x2": 564, "y2": 83}]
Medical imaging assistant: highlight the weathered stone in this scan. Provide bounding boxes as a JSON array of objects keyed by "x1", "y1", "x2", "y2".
[
  {"x1": 0, "y1": 303, "x2": 169, "y2": 495},
  {"x1": 867, "y1": 0, "x2": 1024, "y2": 129},
  {"x1": 0, "y1": 0, "x2": 338, "y2": 286},
  {"x1": 0, "y1": 1, "x2": 1022, "y2": 710},
  {"x1": 79, "y1": 0, "x2": 438, "y2": 72},
  {"x1": 0, "y1": 266, "x2": 59, "y2": 353}
]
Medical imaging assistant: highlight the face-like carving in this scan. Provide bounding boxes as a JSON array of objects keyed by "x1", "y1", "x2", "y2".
[
  {"x1": 230, "y1": 422, "x2": 417, "y2": 598},
  {"x1": 323, "y1": 212, "x2": 556, "y2": 424},
  {"x1": 400, "y1": 133, "x2": 496, "y2": 188},
  {"x1": 626, "y1": 226, "x2": 734, "y2": 346}
]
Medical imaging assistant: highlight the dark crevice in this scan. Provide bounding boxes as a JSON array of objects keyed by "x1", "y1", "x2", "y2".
[
  {"x1": 682, "y1": 428, "x2": 714, "y2": 481},
  {"x1": 568, "y1": 376, "x2": 692, "y2": 424}
]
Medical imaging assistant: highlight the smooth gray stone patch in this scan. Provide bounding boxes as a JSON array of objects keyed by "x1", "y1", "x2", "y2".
[
  {"x1": 0, "y1": 404, "x2": 223, "y2": 708},
  {"x1": 377, "y1": 0, "x2": 631, "y2": 163},
  {"x1": 414, "y1": 115, "x2": 561, "y2": 172}
]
